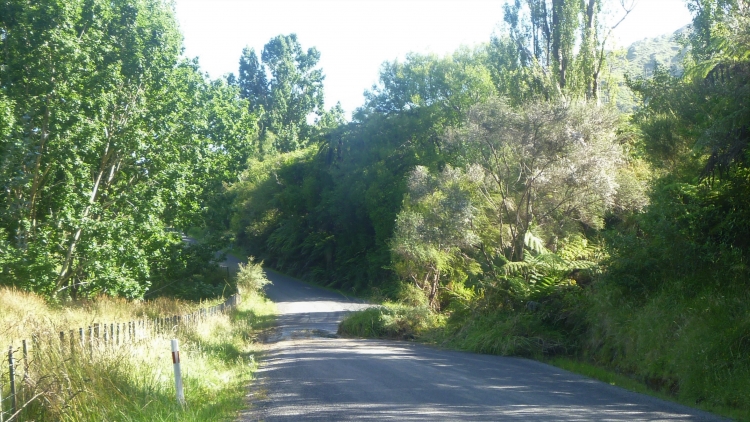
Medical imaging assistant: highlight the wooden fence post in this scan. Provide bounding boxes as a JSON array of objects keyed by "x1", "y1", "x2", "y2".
[
  {"x1": 20, "y1": 341, "x2": 28, "y2": 387},
  {"x1": 1, "y1": 368, "x2": 4, "y2": 422}
]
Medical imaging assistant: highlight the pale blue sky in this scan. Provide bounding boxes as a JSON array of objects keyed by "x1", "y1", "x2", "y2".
[{"x1": 174, "y1": 0, "x2": 693, "y2": 117}]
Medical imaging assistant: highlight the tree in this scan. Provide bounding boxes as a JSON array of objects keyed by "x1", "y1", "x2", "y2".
[
  {"x1": 445, "y1": 97, "x2": 626, "y2": 262},
  {"x1": 362, "y1": 48, "x2": 496, "y2": 125},
  {"x1": 0, "y1": 0, "x2": 258, "y2": 299},
  {"x1": 612, "y1": 0, "x2": 750, "y2": 294},
  {"x1": 686, "y1": 0, "x2": 750, "y2": 67},
  {"x1": 237, "y1": 34, "x2": 326, "y2": 152},
  {"x1": 499, "y1": 0, "x2": 633, "y2": 101},
  {"x1": 238, "y1": 47, "x2": 269, "y2": 116},
  {"x1": 391, "y1": 166, "x2": 482, "y2": 310}
]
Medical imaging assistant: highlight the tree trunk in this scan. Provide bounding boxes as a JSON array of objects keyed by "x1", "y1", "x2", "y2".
[
  {"x1": 56, "y1": 139, "x2": 113, "y2": 293},
  {"x1": 427, "y1": 267, "x2": 441, "y2": 311},
  {"x1": 551, "y1": 0, "x2": 566, "y2": 90},
  {"x1": 585, "y1": 0, "x2": 599, "y2": 101}
]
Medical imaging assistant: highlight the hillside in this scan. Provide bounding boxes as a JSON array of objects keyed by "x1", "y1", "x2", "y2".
[{"x1": 612, "y1": 26, "x2": 689, "y2": 112}]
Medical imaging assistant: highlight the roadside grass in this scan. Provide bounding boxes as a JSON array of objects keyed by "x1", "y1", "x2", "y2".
[
  {"x1": 543, "y1": 357, "x2": 748, "y2": 421},
  {"x1": 0, "y1": 287, "x2": 275, "y2": 421},
  {"x1": 337, "y1": 303, "x2": 444, "y2": 340},
  {"x1": 581, "y1": 279, "x2": 750, "y2": 421},
  {"x1": 338, "y1": 291, "x2": 747, "y2": 421},
  {"x1": 440, "y1": 310, "x2": 571, "y2": 357}
]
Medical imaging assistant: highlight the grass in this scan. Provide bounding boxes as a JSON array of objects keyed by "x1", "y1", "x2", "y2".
[
  {"x1": 581, "y1": 280, "x2": 750, "y2": 421},
  {"x1": 338, "y1": 288, "x2": 747, "y2": 421},
  {"x1": 0, "y1": 287, "x2": 275, "y2": 421},
  {"x1": 337, "y1": 303, "x2": 444, "y2": 340},
  {"x1": 545, "y1": 357, "x2": 749, "y2": 421}
]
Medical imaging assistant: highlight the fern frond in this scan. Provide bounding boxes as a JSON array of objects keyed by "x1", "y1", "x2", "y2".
[
  {"x1": 504, "y1": 260, "x2": 530, "y2": 276},
  {"x1": 524, "y1": 231, "x2": 549, "y2": 255}
]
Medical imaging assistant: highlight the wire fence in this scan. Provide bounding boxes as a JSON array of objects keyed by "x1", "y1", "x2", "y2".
[{"x1": 0, "y1": 293, "x2": 240, "y2": 421}]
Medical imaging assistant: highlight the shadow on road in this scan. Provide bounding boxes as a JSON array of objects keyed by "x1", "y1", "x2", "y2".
[
  {"x1": 262, "y1": 269, "x2": 372, "y2": 341},
  {"x1": 238, "y1": 267, "x2": 725, "y2": 421},
  {"x1": 242, "y1": 338, "x2": 721, "y2": 421}
]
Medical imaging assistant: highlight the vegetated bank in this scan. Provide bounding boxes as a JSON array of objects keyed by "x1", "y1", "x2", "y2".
[
  {"x1": 0, "y1": 260, "x2": 274, "y2": 421},
  {"x1": 231, "y1": 3, "x2": 750, "y2": 421}
]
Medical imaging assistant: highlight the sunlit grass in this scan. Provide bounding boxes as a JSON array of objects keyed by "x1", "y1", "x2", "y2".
[
  {"x1": 546, "y1": 357, "x2": 750, "y2": 422},
  {"x1": 0, "y1": 288, "x2": 275, "y2": 421},
  {"x1": 339, "y1": 293, "x2": 747, "y2": 421},
  {"x1": 338, "y1": 303, "x2": 445, "y2": 340}
]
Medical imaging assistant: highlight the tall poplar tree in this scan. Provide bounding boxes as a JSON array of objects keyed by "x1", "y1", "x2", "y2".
[
  {"x1": 237, "y1": 34, "x2": 325, "y2": 152},
  {"x1": 499, "y1": 0, "x2": 626, "y2": 101}
]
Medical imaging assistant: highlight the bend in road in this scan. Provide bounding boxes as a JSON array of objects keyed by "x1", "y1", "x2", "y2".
[
  {"x1": 261, "y1": 269, "x2": 371, "y2": 341},
  {"x1": 239, "y1": 270, "x2": 725, "y2": 421}
]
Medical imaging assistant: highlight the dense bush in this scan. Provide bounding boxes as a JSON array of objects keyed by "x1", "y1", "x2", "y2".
[{"x1": 236, "y1": 257, "x2": 272, "y2": 294}]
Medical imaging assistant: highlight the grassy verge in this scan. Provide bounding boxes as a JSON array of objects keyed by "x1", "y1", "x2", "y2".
[
  {"x1": 338, "y1": 303, "x2": 444, "y2": 341},
  {"x1": 0, "y1": 288, "x2": 275, "y2": 421},
  {"x1": 338, "y1": 301, "x2": 744, "y2": 421},
  {"x1": 544, "y1": 357, "x2": 748, "y2": 421}
]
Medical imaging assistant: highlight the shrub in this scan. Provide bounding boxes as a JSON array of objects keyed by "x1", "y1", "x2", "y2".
[
  {"x1": 338, "y1": 303, "x2": 443, "y2": 340},
  {"x1": 235, "y1": 257, "x2": 272, "y2": 294}
]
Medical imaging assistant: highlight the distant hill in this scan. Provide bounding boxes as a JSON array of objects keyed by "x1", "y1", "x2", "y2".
[{"x1": 609, "y1": 26, "x2": 690, "y2": 112}]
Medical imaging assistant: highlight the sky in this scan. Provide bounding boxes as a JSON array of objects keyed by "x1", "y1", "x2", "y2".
[{"x1": 174, "y1": 0, "x2": 693, "y2": 117}]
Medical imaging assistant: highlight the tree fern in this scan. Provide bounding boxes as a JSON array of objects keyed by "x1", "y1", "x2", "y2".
[{"x1": 500, "y1": 231, "x2": 600, "y2": 299}]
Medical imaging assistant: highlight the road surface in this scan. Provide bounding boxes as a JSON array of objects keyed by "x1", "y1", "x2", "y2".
[{"x1": 238, "y1": 270, "x2": 725, "y2": 421}]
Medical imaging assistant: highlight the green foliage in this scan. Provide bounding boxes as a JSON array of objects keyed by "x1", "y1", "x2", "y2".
[
  {"x1": 338, "y1": 303, "x2": 443, "y2": 340},
  {"x1": 391, "y1": 165, "x2": 482, "y2": 310},
  {"x1": 608, "y1": 28, "x2": 689, "y2": 112},
  {"x1": 585, "y1": 280, "x2": 750, "y2": 413},
  {"x1": 237, "y1": 34, "x2": 325, "y2": 152},
  {"x1": 236, "y1": 257, "x2": 272, "y2": 294},
  {"x1": 622, "y1": 31, "x2": 688, "y2": 78},
  {"x1": 445, "y1": 96, "x2": 629, "y2": 262},
  {"x1": 445, "y1": 310, "x2": 569, "y2": 357},
  {"x1": 587, "y1": 2, "x2": 750, "y2": 416},
  {"x1": 0, "y1": 0, "x2": 258, "y2": 299},
  {"x1": 147, "y1": 236, "x2": 230, "y2": 301},
  {"x1": 230, "y1": 50, "x2": 497, "y2": 293},
  {"x1": 499, "y1": 0, "x2": 612, "y2": 101},
  {"x1": 364, "y1": 48, "x2": 496, "y2": 124},
  {"x1": 230, "y1": 148, "x2": 325, "y2": 276}
]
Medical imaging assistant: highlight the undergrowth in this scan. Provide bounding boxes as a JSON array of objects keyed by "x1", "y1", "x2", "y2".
[
  {"x1": 338, "y1": 280, "x2": 749, "y2": 421},
  {"x1": 337, "y1": 303, "x2": 444, "y2": 340}
]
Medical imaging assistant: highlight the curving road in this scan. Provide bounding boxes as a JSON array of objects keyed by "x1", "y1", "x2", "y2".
[{"x1": 238, "y1": 270, "x2": 725, "y2": 421}]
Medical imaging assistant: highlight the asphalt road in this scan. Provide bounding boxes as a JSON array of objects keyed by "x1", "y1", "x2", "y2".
[{"x1": 238, "y1": 270, "x2": 726, "y2": 421}]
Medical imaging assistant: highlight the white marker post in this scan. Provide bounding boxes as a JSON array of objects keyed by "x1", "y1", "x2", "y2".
[{"x1": 171, "y1": 339, "x2": 185, "y2": 406}]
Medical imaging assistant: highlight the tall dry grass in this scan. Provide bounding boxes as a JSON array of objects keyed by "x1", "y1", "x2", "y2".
[{"x1": 0, "y1": 287, "x2": 275, "y2": 421}]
